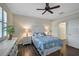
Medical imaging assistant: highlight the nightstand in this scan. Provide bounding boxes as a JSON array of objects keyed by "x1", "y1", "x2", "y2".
[{"x1": 22, "y1": 36, "x2": 32, "y2": 45}]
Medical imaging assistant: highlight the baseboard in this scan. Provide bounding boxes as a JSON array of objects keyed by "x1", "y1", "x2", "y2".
[{"x1": 67, "y1": 44, "x2": 79, "y2": 50}]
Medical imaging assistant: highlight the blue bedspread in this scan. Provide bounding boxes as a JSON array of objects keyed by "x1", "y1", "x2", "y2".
[{"x1": 34, "y1": 35, "x2": 63, "y2": 51}]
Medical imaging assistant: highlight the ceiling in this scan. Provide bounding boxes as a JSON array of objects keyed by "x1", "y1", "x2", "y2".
[{"x1": 6, "y1": 3, "x2": 79, "y2": 20}]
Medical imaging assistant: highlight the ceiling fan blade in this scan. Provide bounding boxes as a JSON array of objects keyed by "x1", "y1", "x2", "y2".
[
  {"x1": 50, "y1": 5, "x2": 60, "y2": 9},
  {"x1": 48, "y1": 10, "x2": 53, "y2": 14},
  {"x1": 42, "y1": 10, "x2": 47, "y2": 15},
  {"x1": 37, "y1": 9, "x2": 45, "y2": 10},
  {"x1": 46, "y1": 3, "x2": 49, "y2": 7}
]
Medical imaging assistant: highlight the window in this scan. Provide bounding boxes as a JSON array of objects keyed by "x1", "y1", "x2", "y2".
[
  {"x1": 0, "y1": 7, "x2": 2, "y2": 38},
  {"x1": 0, "y1": 6, "x2": 7, "y2": 41},
  {"x1": 3, "y1": 10, "x2": 7, "y2": 37}
]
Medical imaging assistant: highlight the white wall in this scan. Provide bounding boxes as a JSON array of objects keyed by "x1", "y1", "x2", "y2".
[
  {"x1": 67, "y1": 19, "x2": 79, "y2": 49},
  {"x1": 13, "y1": 14, "x2": 52, "y2": 39},
  {"x1": 51, "y1": 12, "x2": 79, "y2": 49}
]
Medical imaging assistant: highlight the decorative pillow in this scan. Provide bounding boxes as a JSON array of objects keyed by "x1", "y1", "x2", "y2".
[
  {"x1": 42, "y1": 32, "x2": 46, "y2": 36},
  {"x1": 33, "y1": 32, "x2": 46, "y2": 37},
  {"x1": 33, "y1": 32, "x2": 39, "y2": 37}
]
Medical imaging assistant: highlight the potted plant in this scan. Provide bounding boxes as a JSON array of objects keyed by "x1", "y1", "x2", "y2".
[{"x1": 6, "y1": 25, "x2": 15, "y2": 40}]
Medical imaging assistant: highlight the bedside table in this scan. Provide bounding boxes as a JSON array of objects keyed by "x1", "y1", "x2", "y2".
[{"x1": 22, "y1": 36, "x2": 32, "y2": 45}]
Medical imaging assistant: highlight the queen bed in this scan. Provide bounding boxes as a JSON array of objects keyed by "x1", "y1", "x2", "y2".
[{"x1": 32, "y1": 32, "x2": 63, "y2": 56}]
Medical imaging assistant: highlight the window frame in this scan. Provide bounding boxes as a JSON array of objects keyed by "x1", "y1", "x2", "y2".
[
  {"x1": 0, "y1": 6, "x2": 2, "y2": 39},
  {"x1": 0, "y1": 6, "x2": 8, "y2": 41},
  {"x1": 3, "y1": 9, "x2": 8, "y2": 37}
]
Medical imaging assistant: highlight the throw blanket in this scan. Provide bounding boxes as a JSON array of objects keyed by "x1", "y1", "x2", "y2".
[{"x1": 34, "y1": 35, "x2": 63, "y2": 50}]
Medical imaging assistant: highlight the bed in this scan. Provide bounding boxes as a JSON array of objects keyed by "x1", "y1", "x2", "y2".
[{"x1": 32, "y1": 32, "x2": 63, "y2": 56}]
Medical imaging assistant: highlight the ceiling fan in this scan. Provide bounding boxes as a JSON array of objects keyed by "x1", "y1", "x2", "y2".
[{"x1": 36, "y1": 3, "x2": 60, "y2": 15}]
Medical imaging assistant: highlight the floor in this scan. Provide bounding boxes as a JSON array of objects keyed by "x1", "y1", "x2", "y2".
[{"x1": 17, "y1": 44, "x2": 79, "y2": 56}]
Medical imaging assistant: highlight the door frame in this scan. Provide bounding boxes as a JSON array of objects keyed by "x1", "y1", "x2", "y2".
[{"x1": 58, "y1": 22, "x2": 67, "y2": 40}]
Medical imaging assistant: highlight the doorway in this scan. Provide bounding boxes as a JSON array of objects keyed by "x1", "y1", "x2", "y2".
[{"x1": 59, "y1": 22, "x2": 67, "y2": 40}]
